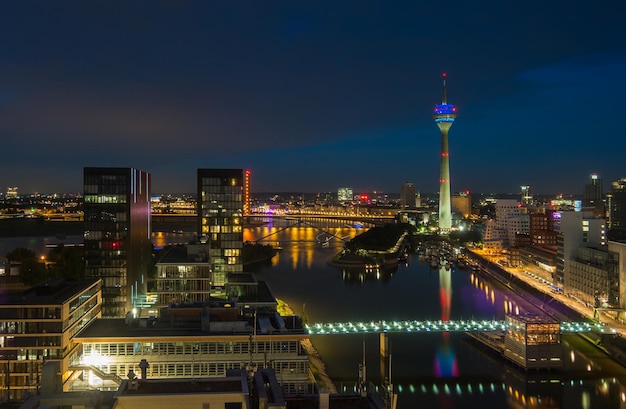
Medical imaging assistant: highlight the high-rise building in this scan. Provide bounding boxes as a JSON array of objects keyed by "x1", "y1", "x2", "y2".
[
  {"x1": 521, "y1": 185, "x2": 533, "y2": 206},
  {"x1": 83, "y1": 167, "x2": 152, "y2": 317},
  {"x1": 197, "y1": 169, "x2": 244, "y2": 288},
  {"x1": 337, "y1": 187, "x2": 353, "y2": 203},
  {"x1": 583, "y1": 173, "x2": 604, "y2": 216},
  {"x1": 607, "y1": 177, "x2": 626, "y2": 237},
  {"x1": 400, "y1": 182, "x2": 416, "y2": 208},
  {"x1": 433, "y1": 73, "x2": 456, "y2": 233}
]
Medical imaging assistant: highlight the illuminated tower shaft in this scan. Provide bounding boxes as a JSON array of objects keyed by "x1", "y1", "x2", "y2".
[
  {"x1": 433, "y1": 74, "x2": 456, "y2": 233},
  {"x1": 438, "y1": 122, "x2": 452, "y2": 232}
]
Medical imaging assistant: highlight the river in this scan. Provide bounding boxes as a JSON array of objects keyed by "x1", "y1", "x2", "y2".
[{"x1": 243, "y1": 217, "x2": 626, "y2": 409}]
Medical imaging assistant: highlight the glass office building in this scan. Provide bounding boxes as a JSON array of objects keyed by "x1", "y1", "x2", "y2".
[
  {"x1": 197, "y1": 169, "x2": 244, "y2": 288},
  {"x1": 83, "y1": 167, "x2": 152, "y2": 317}
]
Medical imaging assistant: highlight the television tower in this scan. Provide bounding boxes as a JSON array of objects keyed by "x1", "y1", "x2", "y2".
[{"x1": 433, "y1": 73, "x2": 457, "y2": 233}]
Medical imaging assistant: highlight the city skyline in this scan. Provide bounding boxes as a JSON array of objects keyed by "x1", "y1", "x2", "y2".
[{"x1": 1, "y1": 2, "x2": 625, "y2": 195}]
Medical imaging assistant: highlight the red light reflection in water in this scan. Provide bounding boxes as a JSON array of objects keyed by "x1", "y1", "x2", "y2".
[{"x1": 434, "y1": 265, "x2": 459, "y2": 377}]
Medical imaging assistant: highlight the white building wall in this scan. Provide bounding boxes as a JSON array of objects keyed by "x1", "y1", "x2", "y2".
[
  {"x1": 495, "y1": 199, "x2": 520, "y2": 231},
  {"x1": 494, "y1": 199, "x2": 521, "y2": 246},
  {"x1": 557, "y1": 211, "x2": 607, "y2": 295},
  {"x1": 506, "y1": 214, "x2": 530, "y2": 246}
]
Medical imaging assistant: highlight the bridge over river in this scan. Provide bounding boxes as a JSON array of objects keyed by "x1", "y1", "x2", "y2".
[{"x1": 304, "y1": 319, "x2": 618, "y2": 335}]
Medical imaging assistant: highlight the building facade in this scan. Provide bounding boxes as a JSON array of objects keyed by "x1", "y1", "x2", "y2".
[
  {"x1": 608, "y1": 177, "x2": 626, "y2": 237},
  {"x1": 583, "y1": 173, "x2": 604, "y2": 217},
  {"x1": 84, "y1": 167, "x2": 152, "y2": 318},
  {"x1": 529, "y1": 211, "x2": 558, "y2": 247},
  {"x1": 520, "y1": 185, "x2": 533, "y2": 206},
  {"x1": 400, "y1": 182, "x2": 416, "y2": 209},
  {"x1": 337, "y1": 187, "x2": 353, "y2": 203},
  {"x1": 484, "y1": 199, "x2": 526, "y2": 248},
  {"x1": 451, "y1": 191, "x2": 471, "y2": 219},
  {"x1": 74, "y1": 288, "x2": 310, "y2": 396},
  {"x1": 0, "y1": 278, "x2": 102, "y2": 400},
  {"x1": 6, "y1": 187, "x2": 18, "y2": 199},
  {"x1": 567, "y1": 247, "x2": 617, "y2": 308},
  {"x1": 146, "y1": 244, "x2": 212, "y2": 316},
  {"x1": 555, "y1": 211, "x2": 606, "y2": 293},
  {"x1": 610, "y1": 241, "x2": 626, "y2": 311},
  {"x1": 503, "y1": 314, "x2": 562, "y2": 370},
  {"x1": 197, "y1": 169, "x2": 244, "y2": 288}
]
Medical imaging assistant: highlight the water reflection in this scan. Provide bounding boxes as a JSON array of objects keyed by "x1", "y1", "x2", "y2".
[
  {"x1": 245, "y1": 220, "x2": 356, "y2": 271},
  {"x1": 435, "y1": 265, "x2": 458, "y2": 377},
  {"x1": 341, "y1": 265, "x2": 397, "y2": 284}
]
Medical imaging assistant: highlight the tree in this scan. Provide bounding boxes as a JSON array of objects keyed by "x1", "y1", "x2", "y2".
[
  {"x1": 478, "y1": 203, "x2": 496, "y2": 219},
  {"x1": 47, "y1": 245, "x2": 85, "y2": 279},
  {"x1": 6, "y1": 247, "x2": 52, "y2": 284},
  {"x1": 6, "y1": 247, "x2": 37, "y2": 263},
  {"x1": 449, "y1": 229, "x2": 482, "y2": 245},
  {"x1": 19, "y1": 257, "x2": 48, "y2": 285}
]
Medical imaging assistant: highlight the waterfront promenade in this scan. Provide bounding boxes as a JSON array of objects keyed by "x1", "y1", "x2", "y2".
[
  {"x1": 468, "y1": 247, "x2": 626, "y2": 368},
  {"x1": 470, "y1": 248, "x2": 626, "y2": 334}
]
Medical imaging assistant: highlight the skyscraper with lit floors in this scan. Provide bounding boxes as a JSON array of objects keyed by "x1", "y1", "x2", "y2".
[
  {"x1": 197, "y1": 169, "x2": 244, "y2": 288},
  {"x1": 433, "y1": 73, "x2": 457, "y2": 233},
  {"x1": 83, "y1": 167, "x2": 152, "y2": 317}
]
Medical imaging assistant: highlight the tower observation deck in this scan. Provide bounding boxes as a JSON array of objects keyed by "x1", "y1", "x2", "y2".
[{"x1": 433, "y1": 73, "x2": 457, "y2": 233}]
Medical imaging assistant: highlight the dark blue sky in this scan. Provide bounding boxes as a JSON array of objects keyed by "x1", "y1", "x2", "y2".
[{"x1": 1, "y1": 1, "x2": 625, "y2": 195}]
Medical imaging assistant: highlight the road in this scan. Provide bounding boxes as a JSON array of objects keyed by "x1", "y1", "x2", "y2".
[{"x1": 469, "y1": 248, "x2": 626, "y2": 336}]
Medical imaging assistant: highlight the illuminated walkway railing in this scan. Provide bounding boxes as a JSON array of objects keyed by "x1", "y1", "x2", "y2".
[{"x1": 304, "y1": 319, "x2": 617, "y2": 335}]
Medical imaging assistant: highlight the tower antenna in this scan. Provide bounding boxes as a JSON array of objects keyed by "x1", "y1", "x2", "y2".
[{"x1": 442, "y1": 73, "x2": 447, "y2": 104}]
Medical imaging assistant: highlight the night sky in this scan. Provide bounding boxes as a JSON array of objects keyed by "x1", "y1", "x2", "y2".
[{"x1": 1, "y1": 1, "x2": 625, "y2": 196}]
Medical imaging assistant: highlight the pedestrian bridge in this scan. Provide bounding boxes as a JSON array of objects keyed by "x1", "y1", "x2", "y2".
[{"x1": 304, "y1": 319, "x2": 617, "y2": 335}]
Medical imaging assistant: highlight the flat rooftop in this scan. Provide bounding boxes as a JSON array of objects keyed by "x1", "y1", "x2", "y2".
[
  {"x1": 0, "y1": 278, "x2": 99, "y2": 305},
  {"x1": 121, "y1": 378, "x2": 245, "y2": 395},
  {"x1": 157, "y1": 244, "x2": 209, "y2": 264},
  {"x1": 75, "y1": 312, "x2": 306, "y2": 340},
  {"x1": 227, "y1": 272, "x2": 257, "y2": 284},
  {"x1": 224, "y1": 279, "x2": 277, "y2": 305}
]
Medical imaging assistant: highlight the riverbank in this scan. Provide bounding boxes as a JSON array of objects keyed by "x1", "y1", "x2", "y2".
[
  {"x1": 467, "y1": 248, "x2": 626, "y2": 367},
  {"x1": 276, "y1": 299, "x2": 337, "y2": 393},
  {"x1": 0, "y1": 218, "x2": 84, "y2": 237}
]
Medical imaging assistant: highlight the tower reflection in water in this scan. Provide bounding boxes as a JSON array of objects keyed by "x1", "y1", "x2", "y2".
[{"x1": 435, "y1": 264, "x2": 458, "y2": 377}]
